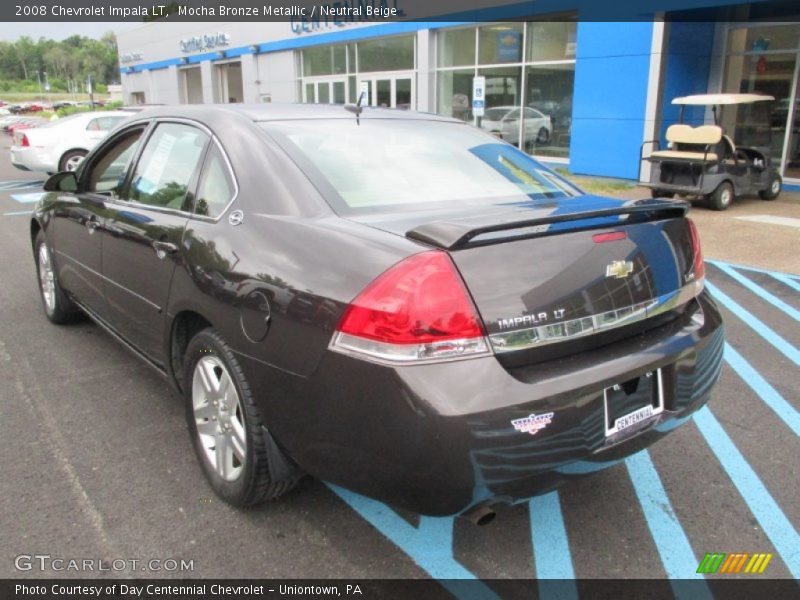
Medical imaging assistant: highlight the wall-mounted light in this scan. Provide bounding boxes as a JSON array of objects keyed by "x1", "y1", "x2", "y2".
[
  {"x1": 249, "y1": 45, "x2": 260, "y2": 54},
  {"x1": 180, "y1": 57, "x2": 189, "y2": 65},
  {"x1": 216, "y1": 50, "x2": 226, "y2": 59}
]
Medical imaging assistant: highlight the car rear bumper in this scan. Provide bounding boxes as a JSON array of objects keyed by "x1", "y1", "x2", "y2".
[
  {"x1": 240, "y1": 290, "x2": 724, "y2": 516},
  {"x1": 10, "y1": 146, "x2": 53, "y2": 173}
]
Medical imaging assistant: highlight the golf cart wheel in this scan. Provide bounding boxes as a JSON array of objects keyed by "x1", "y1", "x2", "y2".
[
  {"x1": 650, "y1": 189, "x2": 675, "y2": 199},
  {"x1": 759, "y1": 173, "x2": 781, "y2": 201},
  {"x1": 708, "y1": 181, "x2": 734, "y2": 211}
]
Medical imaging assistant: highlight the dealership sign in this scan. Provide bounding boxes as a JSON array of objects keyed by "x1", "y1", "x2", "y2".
[
  {"x1": 120, "y1": 52, "x2": 143, "y2": 64},
  {"x1": 180, "y1": 33, "x2": 231, "y2": 53}
]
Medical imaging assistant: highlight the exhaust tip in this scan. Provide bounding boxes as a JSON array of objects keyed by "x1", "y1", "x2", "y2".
[{"x1": 464, "y1": 504, "x2": 497, "y2": 526}]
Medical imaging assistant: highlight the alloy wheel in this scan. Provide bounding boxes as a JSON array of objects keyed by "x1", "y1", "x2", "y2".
[
  {"x1": 38, "y1": 244, "x2": 56, "y2": 314},
  {"x1": 65, "y1": 154, "x2": 84, "y2": 171},
  {"x1": 192, "y1": 356, "x2": 246, "y2": 482}
]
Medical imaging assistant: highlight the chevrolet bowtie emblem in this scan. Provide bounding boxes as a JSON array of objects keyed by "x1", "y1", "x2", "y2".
[{"x1": 606, "y1": 260, "x2": 634, "y2": 279}]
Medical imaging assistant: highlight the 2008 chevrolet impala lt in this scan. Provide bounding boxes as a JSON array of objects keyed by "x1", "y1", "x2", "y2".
[{"x1": 31, "y1": 104, "x2": 724, "y2": 519}]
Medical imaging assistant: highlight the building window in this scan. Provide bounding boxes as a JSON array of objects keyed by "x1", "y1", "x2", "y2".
[
  {"x1": 722, "y1": 24, "x2": 800, "y2": 180},
  {"x1": 300, "y1": 35, "x2": 416, "y2": 108},
  {"x1": 436, "y1": 20, "x2": 577, "y2": 159},
  {"x1": 356, "y1": 35, "x2": 415, "y2": 72}
]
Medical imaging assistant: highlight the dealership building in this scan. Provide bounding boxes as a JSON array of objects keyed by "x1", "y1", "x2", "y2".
[{"x1": 116, "y1": 1, "x2": 800, "y2": 184}]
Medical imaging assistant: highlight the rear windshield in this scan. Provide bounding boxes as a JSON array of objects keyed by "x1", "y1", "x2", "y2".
[{"x1": 260, "y1": 119, "x2": 579, "y2": 215}]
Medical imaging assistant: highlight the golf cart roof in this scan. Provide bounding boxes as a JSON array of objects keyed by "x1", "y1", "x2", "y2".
[{"x1": 672, "y1": 93, "x2": 774, "y2": 106}]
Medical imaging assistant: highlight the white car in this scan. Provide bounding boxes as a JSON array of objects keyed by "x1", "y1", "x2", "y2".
[
  {"x1": 10, "y1": 110, "x2": 134, "y2": 173},
  {"x1": 480, "y1": 106, "x2": 552, "y2": 150}
]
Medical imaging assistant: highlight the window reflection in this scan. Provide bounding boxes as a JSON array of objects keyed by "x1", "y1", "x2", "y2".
[{"x1": 436, "y1": 20, "x2": 577, "y2": 160}]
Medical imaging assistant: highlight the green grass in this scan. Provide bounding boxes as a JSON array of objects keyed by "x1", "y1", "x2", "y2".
[
  {"x1": 0, "y1": 92, "x2": 110, "y2": 103},
  {"x1": 555, "y1": 167, "x2": 636, "y2": 196}
]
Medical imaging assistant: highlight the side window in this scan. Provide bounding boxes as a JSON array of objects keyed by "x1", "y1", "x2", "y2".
[
  {"x1": 89, "y1": 116, "x2": 124, "y2": 131},
  {"x1": 506, "y1": 109, "x2": 520, "y2": 121},
  {"x1": 194, "y1": 144, "x2": 235, "y2": 218},
  {"x1": 85, "y1": 129, "x2": 144, "y2": 196},
  {"x1": 129, "y1": 123, "x2": 209, "y2": 210}
]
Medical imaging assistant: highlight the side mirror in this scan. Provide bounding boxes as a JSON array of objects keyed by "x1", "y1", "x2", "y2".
[{"x1": 44, "y1": 171, "x2": 78, "y2": 193}]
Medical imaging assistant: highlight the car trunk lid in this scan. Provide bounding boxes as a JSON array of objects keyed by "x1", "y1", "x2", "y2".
[{"x1": 350, "y1": 195, "x2": 700, "y2": 366}]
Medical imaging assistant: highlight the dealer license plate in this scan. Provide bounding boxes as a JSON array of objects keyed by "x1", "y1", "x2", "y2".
[{"x1": 604, "y1": 369, "x2": 664, "y2": 437}]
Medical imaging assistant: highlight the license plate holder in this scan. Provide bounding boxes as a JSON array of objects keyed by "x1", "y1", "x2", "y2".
[{"x1": 604, "y1": 369, "x2": 664, "y2": 437}]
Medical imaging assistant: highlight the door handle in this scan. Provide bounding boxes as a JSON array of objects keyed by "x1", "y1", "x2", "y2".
[{"x1": 152, "y1": 241, "x2": 179, "y2": 260}]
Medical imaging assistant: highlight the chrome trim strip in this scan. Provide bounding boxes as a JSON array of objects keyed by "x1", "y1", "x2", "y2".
[
  {"x1": 55, "y1": 250, "x2": 162, "y2": 312},
  {"x1": 489, "y1": 281, "x2": 702, "y2": 353}
]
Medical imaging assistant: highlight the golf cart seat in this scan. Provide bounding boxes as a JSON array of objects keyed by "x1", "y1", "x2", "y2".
[{"x1": 650, "y1": 124, "x2": 722, "y2": 162}]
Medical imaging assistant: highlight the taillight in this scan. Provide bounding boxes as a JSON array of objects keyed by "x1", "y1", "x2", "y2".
[
  {"x1": 18, "y1": 133, "x2": 29, "y2": 147},
  {"x1": 331, "y1": 251, "x2": 489, "y2": 363},
  {"x1": 687, "y1": 218, "x2": 705, "y2": 293}
]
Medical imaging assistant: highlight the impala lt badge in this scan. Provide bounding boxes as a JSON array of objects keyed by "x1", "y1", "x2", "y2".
[{"x1": 606, "y1": 260, "x2": 634, "y2": 279}]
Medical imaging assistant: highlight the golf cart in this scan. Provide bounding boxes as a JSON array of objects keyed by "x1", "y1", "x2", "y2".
[{"x1": 639, "y1": 93, "x2": 782, "y2": 210}]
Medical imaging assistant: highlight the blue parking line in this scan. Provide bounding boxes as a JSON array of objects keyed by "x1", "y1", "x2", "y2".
[
  {"x1": 3, "y1": 210, "x2": 33, "y2": 216},
  {"x1": 625, "y1": 451, "x2": 712, "y2": 598},
  {"x1": 10, "y1": 192, "x2": 45, "y2": 204},
  {"x1": 327, "y1": 484, "x2": 501, "y2": 599},
  {"x1": 710, "y1": 262, "x2": 800, "y2": 322},
  {"x1": 529, "y1": 491, "x2": 578, "y2": 600},
  {"x1": 705, "y1": 281, "x2": 800, "y2": 366},
  {"x1": 709, "y1": 259, "x2": 800, "y2": 280},
  {"x1": 693, "y1": 407, "x2": 800, "y2": 579},
  {"x1": 0, "y1": 179, "x2": 43, "y2": 190},
  {"x1": 773, "y1": 274, "x2": 800, "y2": 294},
  {"x1": 723, "y1": 343, "x2": 800, "y2": 436}
]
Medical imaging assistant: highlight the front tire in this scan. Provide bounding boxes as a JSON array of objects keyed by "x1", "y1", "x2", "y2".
[
  {"x1": 183, "y1": 328, "x2": 300, "y2": 507},
  {"x1": 708, "y1": 181, "x2": 734, "y2": 211},
  {"x1": 759, "y1": 173, "x2": 781, "y2": 200},
  {"x1": 34, "y1": 231, "x2": 81, "y2": 324}
]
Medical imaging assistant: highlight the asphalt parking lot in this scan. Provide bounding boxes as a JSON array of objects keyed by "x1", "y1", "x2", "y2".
[{"x1": 0, "y1": 142, "x2": 797, "y2": 595}]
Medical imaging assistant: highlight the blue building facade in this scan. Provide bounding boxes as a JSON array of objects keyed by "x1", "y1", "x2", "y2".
[{"x1": 117, "y1": 1, "x2": 800, "y2": 184}]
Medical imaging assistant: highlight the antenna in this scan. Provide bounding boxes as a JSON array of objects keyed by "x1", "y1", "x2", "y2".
[{"x1": 344, "y1": 91, "x2": 365, "y2": 123}]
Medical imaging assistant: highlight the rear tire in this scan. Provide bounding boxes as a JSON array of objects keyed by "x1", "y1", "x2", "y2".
[
  {"x1": 759, "y1": 173, "x2": 781, "y2": 200},
  {"x1": 708, "y1": 181, "x2": 734, "y2": 211},
  {"x1": 34, "y1": 231, "x2": 81, "y2": 324},
  {"x1": 59, "y1": 149, "x2": 87, "y2": 172},
  {"x1": 183, "y1": 328, "x2": 300, "y2": 507}
]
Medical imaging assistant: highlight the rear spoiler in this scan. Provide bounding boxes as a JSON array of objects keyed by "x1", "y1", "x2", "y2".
[{"x1": 406, "y1": 199, "x2": 689, "y2": 250}]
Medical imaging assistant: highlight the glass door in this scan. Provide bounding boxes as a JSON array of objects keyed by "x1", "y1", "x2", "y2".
[
  {"x1": 357, "y1": 72, "x2": 415, "y2": 110},
  {"x1": 783, "y1": 71, "x2": 800, "y2": 179},
  {"x1": 303, "y1": 77, "x2": 348, "y2": 104}
]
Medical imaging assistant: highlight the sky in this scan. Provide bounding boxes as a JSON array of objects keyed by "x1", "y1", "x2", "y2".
[{"x1": 0, "y1": 22, "x2": 141, "y2": 41}]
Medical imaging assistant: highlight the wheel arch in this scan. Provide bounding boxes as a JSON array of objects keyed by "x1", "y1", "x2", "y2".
[
  {"x1": 30, "y1": 217, "x2": 42, "y2": 250},
  {"x1": 58, "y1": 147, "x2": 89, "y2": 170},
  {"x1": 169, "y1": 310, "x2": 214, "y2": 393}
]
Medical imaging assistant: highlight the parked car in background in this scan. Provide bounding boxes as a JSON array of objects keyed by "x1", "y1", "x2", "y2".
[
  {"x1": 3, "y1": 116, "x2": 47, "y2": 133},
  {"x1": 7, "y1": 119, "x2": 48, "y2": 134},
  {"x1": 480, "y1": 105, "x2": 552, "y2": 151},
  {"x1": 10, "y1": 110, "x2": 134, "y2": 173}
]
